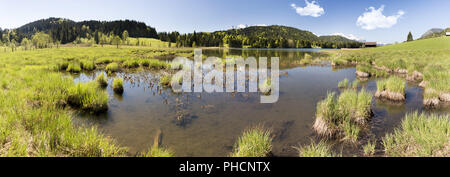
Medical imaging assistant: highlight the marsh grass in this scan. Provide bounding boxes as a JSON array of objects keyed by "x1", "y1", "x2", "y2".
[
  {"x1": 376, "y1": 76, "x2": 406, "y2": 101},
  {"x1": 338, "y1": 79, "x2": 349, "y2": 88},
  {"x1": 0, "y1": 46, "x2": 194, "y2": 157},
  {"x1": 231, "y1": 126, "x2": 272, "y2": 157},
  {"x1": 351, "y1": 80, "x2": 358, "y2": 90},
  {"x1": 383, "y1": 112, "x2": 449, "y2": 157},
  {"x1": 259, "y1": 78, "x2": 272, "y2": 95},
  {"x1": 296, "y1": 140, "x2": 339, "y2": 157},
  {"x1": 66, "y1": 63, "x2": 81, "y2": 73},
  {"x1": 138, "y1": 147, "x2": 174, "y2": 157},
  {"x1": 81, "y1": 60, "x2": 95, "y2": 71},
  {"x1": 314, "y1": 89, "x2": 372, "y2": 141},
  {"x1": 112, "y1": 78, "x2": 124, "y2": 94},
  {"x1": 67, "y1": 82, "x2": 108, "y2": 113},
  {"x1": 363, "y1": 140, "x2": 376, "y2": 156},
  {"x1": 106, "y1": 62, "x2": 119, "y2": 73},
  {"x1": 160, "y1": 75, "x2": 171, "y2": 86},
  {"x1": 96, "y1": 73, "x2": 108, "y2": 88},
  {"x1": 123, "y1": 60, "x2": 139, "y2": 68}
]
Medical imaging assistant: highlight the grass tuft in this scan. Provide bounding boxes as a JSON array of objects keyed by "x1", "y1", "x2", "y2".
[
  {"x1": 383, "y1": 112, "x2": 449, "y2": 157},
  {"x1": 138, "y1": 147, "x2": 174, "y2": 157},
  {"x1": 296, "y1": 140, "x2": 339, "y2": 157},
  {"x1": 96, "y1": 73, "x2": 108, "y2": 88},
  {"x1": 231, "y1": 126, "x2": 272, "y2": 157},
  {"x1": 67, "y1": 82, "x2": 108, "y2": 113},
  {"x1": 112, "y1": 78, "x2": 124, "y2": 94},
  {"x1": 106, "y1": 63, "x2": 119, "y2": 73}
]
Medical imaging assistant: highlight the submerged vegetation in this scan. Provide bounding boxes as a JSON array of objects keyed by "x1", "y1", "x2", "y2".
[{"x1": 231, "y1": 126, "x2": 273, "y2": 157}]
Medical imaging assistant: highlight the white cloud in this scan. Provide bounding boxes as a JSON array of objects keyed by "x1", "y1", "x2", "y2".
[
  {"x1": 291, "y1": 0, "x2": 325, "y2": 17},
  {"x1": 230, "y1": 24, "x2": 268, "y2": 30},
  {"x1": 331, "y1": 33, "x2": 365, "y2": 42},
  {"x1": 357, "y1": 5, "x2": 404, "y2": 30}
]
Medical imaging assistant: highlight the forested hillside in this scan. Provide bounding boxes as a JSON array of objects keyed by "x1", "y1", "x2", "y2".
[
  {"x1": 159, "y1": 25, "x2": 362, "y2": 48},
  {"x1": 1, "y1": 18, "x2": 157, "y2": 44}
]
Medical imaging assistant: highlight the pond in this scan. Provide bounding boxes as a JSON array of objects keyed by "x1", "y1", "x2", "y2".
[{"x1": 73, "y1": 48, "x2": 450, "y2": 157}]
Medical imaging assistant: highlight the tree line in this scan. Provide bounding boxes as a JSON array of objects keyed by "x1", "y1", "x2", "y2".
[{"x1": 158, "y1": 25, "x2": 362, "y2": 49}]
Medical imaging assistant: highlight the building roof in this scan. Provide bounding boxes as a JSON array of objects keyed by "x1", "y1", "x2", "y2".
[{"x1": 364, "y1": 42, "x2": 377, "y2": 45}]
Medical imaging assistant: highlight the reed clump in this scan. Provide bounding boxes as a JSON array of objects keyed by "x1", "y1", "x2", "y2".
[
  {"x1": 314, "y1": 89, "x2": 373, "y2": 142},
  {"x1": 112, "y1": 78, "x2": 124, "y2": 94},
  {"x1": 383, "y1": 112, "x2": 449, "y2": 157},
  {"x1": 231, "y1": 126, "x2": 272, "y2": 157},
  {"x1": 375, "y1": 76, "x2": 406, "y2": 102}
]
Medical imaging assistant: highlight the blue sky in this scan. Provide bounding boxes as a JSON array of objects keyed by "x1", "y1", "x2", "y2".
[{"x1": 1, "y1": 0, "x2": 449, "y2": 43}]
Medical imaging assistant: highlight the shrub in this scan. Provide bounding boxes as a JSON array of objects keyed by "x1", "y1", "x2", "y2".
[
  {"x1": 231, "y1": 126, "x2": 272, "y2": 157},
  {"x1": 112, "y1": 78, "x2": 124, "y2": 94},
  {"x1": 67, "y1": 82, "x2": 108, "y2": 113},
  {"x1": 96, "y1": 73, "x2": 108, "y2": 88},
  {"x1": 106, "y1": 63, "x2": 119, "y2": 73}
]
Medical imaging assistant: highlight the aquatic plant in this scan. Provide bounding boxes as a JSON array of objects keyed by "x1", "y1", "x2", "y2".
[
  {"x1": 96, "y1": 73, "x2": 108, "y2": 88},
  {"x1": 67, "y1": 82, "x2": 108, "y2": 113},
  {"x1": 259, "y1": 78, "x2": 272, "y2": 95},
  {"x1": 351, "y1": 80, "x2": 358, "y2": 90},
  {"x1": 81, "y1": 60, "x2": 96, "y2": 71},
  {"x1": 138, "y1": 147, "x2": 173, "y2": 157},
  {"x1": 112, "y1": 78, "x2": 124, "y2": 94},
  {"x1": 123, "y1": 60, "x2": 139, "y2": 68},
  {"x1": 148, "y1": 59, "x2": 169, "y2": 69},
  {"x1": 338, "y1": 79, "x2": 349, "y2": 88},
  {"x1": 106, "y1": 62, "x2": 119, "y2": 73},
  {"x1": 382, "y1": 112, "x2": 449, "y2": 157},
  {"x1": 363, "y1": 140, "x2": 376, "y2": 156},
  {"x1": 375, "y1": 76, "x2": 405, "y2": 101},
  {"x1": 160, "y1": 75, "x2": 171, "y2": 86},
  {"x1": 314, "y1": 89, "x2": 372, "y2": 141},
  {"x1": 296, "y1": 140, "x2": 339, "y2": 157},
  {"x1": 66, "y1": 63, "x2": 81, "y2": 73},
  {"x1": 231, "y1": 126, "x2": 272, "y2": 157}
]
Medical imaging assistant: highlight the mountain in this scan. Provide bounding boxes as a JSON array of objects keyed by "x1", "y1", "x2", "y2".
[
  {"x1": 318, "y1": 35, "x2": 359, "y2": 43},
  {"x1": 420, "y1": 28, "x2": 444, "y2": 39}
]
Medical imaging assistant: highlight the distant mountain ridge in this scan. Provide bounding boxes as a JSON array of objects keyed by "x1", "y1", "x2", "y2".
[{"x1": 420, "y1": 28, "x2": 449, "y2": 39}]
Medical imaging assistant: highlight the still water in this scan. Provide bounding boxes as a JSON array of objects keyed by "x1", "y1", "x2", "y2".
[{"x1": 74, "y1": 48, "x2": 449, "y2": 156}]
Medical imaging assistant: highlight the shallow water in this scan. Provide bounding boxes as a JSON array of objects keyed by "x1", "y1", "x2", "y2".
[{"x1": 74, "y1": 48, "x2": 450, "y2": 157}]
